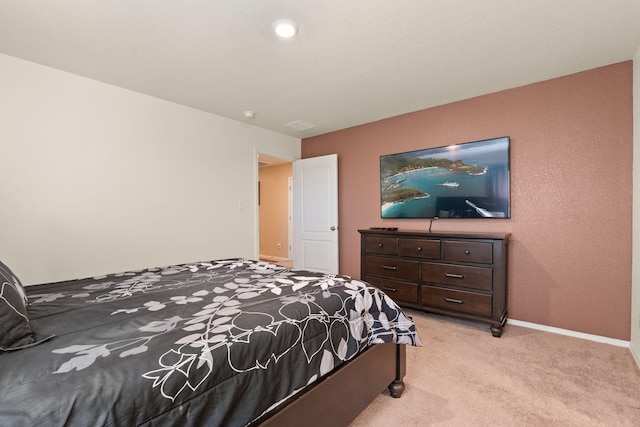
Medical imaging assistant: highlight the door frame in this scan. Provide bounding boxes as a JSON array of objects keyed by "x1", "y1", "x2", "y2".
[{"x1": 254, "y1": 150, "x2": 296, "y2": 261}]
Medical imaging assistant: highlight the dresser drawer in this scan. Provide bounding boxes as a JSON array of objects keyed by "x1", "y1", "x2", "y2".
[
  {"x1": 443, "y1": 240, "x2": 493, "y2": 264},
  {"x1": 421, "y1": 262, "x2": 492, "y2": 291},
  {"x1": 399, "y1": 238, "x2": 441, "y2": 259},
  {"x1": 363, "y1": 256, "x2": 419, "y2": 282},
  {"x1": 363, "y1": 236, "x2": 398, "y2": 255},
  {"x1": 364, "y1": 276, "x2": 419, "y2": 304},
  {"x1": 421, "y1": 285, "x2": 492, "y2": 317}
]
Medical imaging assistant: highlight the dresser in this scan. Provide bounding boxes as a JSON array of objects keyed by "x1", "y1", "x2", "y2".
[{"x1": 359, "y1": 229, "x2": 509, "y2": 337}]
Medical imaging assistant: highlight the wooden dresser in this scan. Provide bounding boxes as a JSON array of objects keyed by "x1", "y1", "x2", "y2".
[{"x1": 359, "y1": 229, "x2": 509, "y2": 337}]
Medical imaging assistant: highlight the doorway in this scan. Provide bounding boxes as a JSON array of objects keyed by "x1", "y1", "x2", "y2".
[{"x1": 258, "y1": 154, "x2": 293, "y2": 267}]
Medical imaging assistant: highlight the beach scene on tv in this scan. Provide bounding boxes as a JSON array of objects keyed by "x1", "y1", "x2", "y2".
[{"x1": 380, "y1": 137, "x2": 510, "y2": 219}]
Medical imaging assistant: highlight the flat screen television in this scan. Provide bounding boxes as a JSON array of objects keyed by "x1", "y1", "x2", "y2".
[{"x1": 380, "y1": 136, "x2": 510, "y2": 219}]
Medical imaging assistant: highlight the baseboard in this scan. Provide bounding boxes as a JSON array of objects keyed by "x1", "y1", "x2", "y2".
[
  {"x1": 259, "y1": 254, "x2": 290, "y2": 262},
  {"x1": 508, "y1": 319, "x2": 630, "y2": 348}
]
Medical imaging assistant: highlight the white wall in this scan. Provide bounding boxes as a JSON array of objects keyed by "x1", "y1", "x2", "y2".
[
  {"x1": 0, "y1": 54, "x2": 300, "y2": 285},
  {"x1": 632, "y1": 47, "x2": 640, "y2": 367}
]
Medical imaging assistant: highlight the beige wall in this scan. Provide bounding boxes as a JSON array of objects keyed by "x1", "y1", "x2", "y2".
[
  {"x1": 303, "y1": 62, "x2": 633, "y2": 341},
  {"x1": 0, "y1": 54, "x2": 301, "y2": 285},
  {"x1": 259, "y1": 163, "x2": 292, "y2": 259}
]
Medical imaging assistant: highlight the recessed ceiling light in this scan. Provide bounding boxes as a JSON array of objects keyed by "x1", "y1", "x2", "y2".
[{"x1": 273, "y1": 19, "x2": 297, "y2": 38}]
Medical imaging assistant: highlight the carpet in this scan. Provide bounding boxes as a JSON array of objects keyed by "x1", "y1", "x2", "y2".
[{"x1": 350, "y1": 309, "x2": 640, "y2": 426}]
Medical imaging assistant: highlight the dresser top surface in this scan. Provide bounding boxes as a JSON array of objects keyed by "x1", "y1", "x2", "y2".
[{"x1": 358, "y1": 229, "x2": 510, "y2": 240}]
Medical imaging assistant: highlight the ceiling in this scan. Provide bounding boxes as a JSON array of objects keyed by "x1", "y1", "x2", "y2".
[{"x1": 1, "y1": 1, "x2": 640, "y2": 139}]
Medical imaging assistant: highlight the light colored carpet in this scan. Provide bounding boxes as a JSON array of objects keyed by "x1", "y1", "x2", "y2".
[{"x1": 350, "y1": 309, "x2": 640, "y2": 426}]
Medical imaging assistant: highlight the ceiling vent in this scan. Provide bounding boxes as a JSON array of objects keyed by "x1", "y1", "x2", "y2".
[{"x1": 283, "y1": 120, "x2": 317, "y2": 132}]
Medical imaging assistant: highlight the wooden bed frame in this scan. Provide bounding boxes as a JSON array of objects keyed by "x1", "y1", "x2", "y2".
[{"x1": 257, "y1": 343, "x2": 407, "y2": 426}]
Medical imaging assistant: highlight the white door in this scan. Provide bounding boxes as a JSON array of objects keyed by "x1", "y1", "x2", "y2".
[
  {"x1": 288, "y1": 176, "x2": 293, "y2": 259},
  {"x1": 292, "y1": 154, "x2": 339, "y2": 273}
]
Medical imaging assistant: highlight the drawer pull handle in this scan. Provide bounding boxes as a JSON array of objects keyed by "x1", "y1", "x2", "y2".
[
  {"x1": 417, "y1": 246, "x2": 422, "y2": 252},
  {"x1": 382, "y1": 286, "x2": 398, "y2": 293},
  {"x1": 378, "y1": 243, "x2": 384, "y2": 248},
  {"x1": 444, "y1": 297, "x2": 464, "y2": 304},
  {"x1": 445, "y1": 273, "x2": 465, "y2": 279},
  {"x1": 382, "y1": 265, "x2": 398, "y2": 271},
  {"x1": 465, "y1": 250, "x2": 470, "y2": 254}
]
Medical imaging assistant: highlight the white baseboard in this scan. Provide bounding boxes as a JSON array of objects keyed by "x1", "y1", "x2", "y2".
[{"x1": 508, "y1": 319, "x2": 630, "y2": 348}]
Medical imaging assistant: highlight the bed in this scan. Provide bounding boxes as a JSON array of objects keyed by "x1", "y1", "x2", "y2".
[{"x1": 1, "y1": 258, "x2": 421, "y2": 426}]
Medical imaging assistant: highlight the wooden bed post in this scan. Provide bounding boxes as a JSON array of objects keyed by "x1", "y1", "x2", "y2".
[{"x1": 388, "y1": 343, "x2": 406, "y2": 398}]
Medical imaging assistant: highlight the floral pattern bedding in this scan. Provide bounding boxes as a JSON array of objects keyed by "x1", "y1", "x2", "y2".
[{"x1": 0, "y1": 259, "x2": 421, "y2": 426}]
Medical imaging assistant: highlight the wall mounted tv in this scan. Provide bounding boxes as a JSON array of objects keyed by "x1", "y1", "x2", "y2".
[{"x1": 380, "y1": 136, "x2": 510, "y2": 219}]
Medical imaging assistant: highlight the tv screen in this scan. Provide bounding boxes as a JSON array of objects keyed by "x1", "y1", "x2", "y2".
[{"x1": 380, "y1": 136, "x2": 510, "y2": 219}]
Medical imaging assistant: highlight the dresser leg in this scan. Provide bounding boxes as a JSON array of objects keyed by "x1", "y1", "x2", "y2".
[{"x1": 490, "y1": 323, "x2": 503, "y2": 337}]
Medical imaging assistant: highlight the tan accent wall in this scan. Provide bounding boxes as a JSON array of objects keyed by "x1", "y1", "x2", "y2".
[
  {"x1": 631, "y1": 49, "x2": 640, "y2": 364},
  {"x1": 259, "y1": 163, "x2": 292, "y2": 259},
  {"x1": 302, "y1": 62, "x2": 633, "y2": 341}
]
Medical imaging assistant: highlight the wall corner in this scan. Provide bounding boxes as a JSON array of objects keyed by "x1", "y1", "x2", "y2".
[{"x1": 631, "y1": 45, "x2": 640, "y2": 369}]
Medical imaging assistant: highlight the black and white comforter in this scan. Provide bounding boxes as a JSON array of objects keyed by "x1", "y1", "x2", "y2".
[{"x1": 1, "y1": 259, "x2": 421, "y2": 426}]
